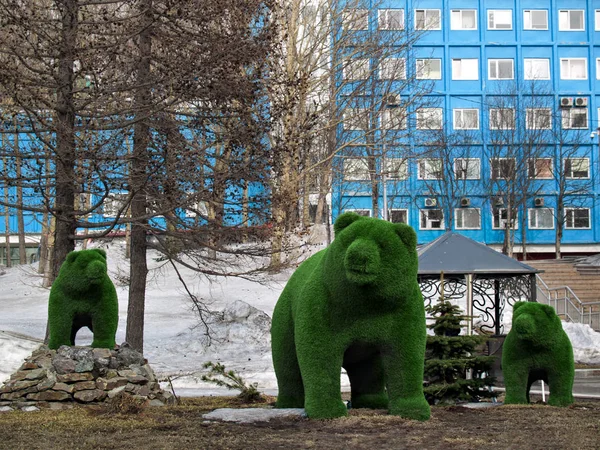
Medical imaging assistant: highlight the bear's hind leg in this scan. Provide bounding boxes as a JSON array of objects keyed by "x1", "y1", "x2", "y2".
[{"x1": 345, "y1": 354, "x2": 388, "y2": 410}]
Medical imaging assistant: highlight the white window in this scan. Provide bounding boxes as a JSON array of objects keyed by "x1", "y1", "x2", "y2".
[
  {"x1": 185, "y1": 200, "x2": 209, "y2": 218},
  {"x1": 415, "y1": 9, "x2": 441, "y2": 30},
  {"x1": 451, "y1": 9, "x2": 477, "y2": 30},
  {"x1": 388, "y1": 209, "x2": 408, "y2": 223},
  {"x1": 560, "y1": 58, "x2": 587, "y2": 79},
  {"x1": 524, "y1": 58, "x2": 550, "y2": 80},
  {"x1": 523, "y1": 10, "x2": 548, "y2": 30},
  {"x1": 343, "y1": 157, "x2": 370, "y2": 181},
  {"x1": 528, "y1": 158, "x2": 553, "y2": 179},
  {"x1": 488, "y1": 59, "x2": 514, "y2": 80},
  {"x1": 343, "y1": 58, "x2": 369, "y2": 80},
  {"x1": 452, "y1": 59, "x2": 479, "y2": 80},
  {"x1": 379, "y1": 58, "x2": 406, "y2": 80},
  {"x1": 343, "y1": 9, "x2": 369, "y2": 30},
  {"x1": 418, "y1": 159, "x2": 443, "y2": 180},
  {"x1": 378, "y1": 9, "x2": 404, "y2": 30},
  {"x1": 383, "y1": 157, "x2": 408, "y2": 180},
  {"x1": 565, "y1": 208, "x2": 590, "y2": 229},
  {"x1": 526, "y1": 108, "x2": 552, "y2": 130},
  {"x1": 559, "y1": 10, "x2": 584, "y2": 31},
  {"x1": 453, "y1": 109, "x2": 480, "y2": 129},
  {"x1": 564, "y1": 158, "x2": 590, "y2": 178},
  {"x1": 529, "y1": 208, "x2": 554, "y2": 229},
  {"x1": 488, "y1": 10, "x2": 512, "y2": 30},
  {"x1": 597, "y1": 59, "x2": 600, "y2": 80},
  {"x1": 416, "y1": 59, "x2": 442, "y2": 79},
  {"x1": 596, "y1": 10, "x2": 600, "y2": 31},
  {"x1": 454, "y1": 158, "x2": 481, "y2": 180},
  {"x1": 344, "y1": 209, "x2": 372, "y2": 217},
  {"x1": 343, "y1": 108, "x2": 368, "y2": 130},
  {"x1": 381, "y1": 107, "x2": 406, "y2": 129},
  {"x1": 455, "y1": 208, "x2": 481, "y2": 229},
  {"x1": 420, "y1": 209, "x2": 444, "y2": 230},
  {"x1": 561, "y1": 108, "x2": 588, "y2": 129},
  {"x1": 416, "y1": 108, "x2": 443, "y2": 130},
  {"x1": 490, "y1": 158, "x2": 516, "y2": 180},
  {"x1": 103, "y1": 193, "x2": 128, "y2": 218},
  {"x1": 489, "y1": 108, "x2": 515, "y2": 129},
  {"x1": 492, "y1": 208, "x2": 519, "y2": 229}
]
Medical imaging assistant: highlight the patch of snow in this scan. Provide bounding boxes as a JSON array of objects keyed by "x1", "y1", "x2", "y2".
[
  {"x1": 203, "y1": 407, "x2": 305, "y2": 423},
  {"x1": 562, "y1": 322, "x2": 600, "y2": 365}
]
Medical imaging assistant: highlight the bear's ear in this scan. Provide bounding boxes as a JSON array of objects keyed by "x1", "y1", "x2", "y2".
[
  {"x1": 512, "y1": 301, "x2": 527, "y2": 313},
  {"x1": 91, "y1": 248, "x2": 107, "y2": 260},
  {"x1": 66, "y1": 251, "x2": 78, "y2": 264},
  {"x1": 394, "y1": 223, "x2": 416, "y2": 250},
  {"x1": 539, "y1": 303, "x2": 556, "y2": 318},
  {"x1": 334, "y1": 212, "x2": 363, "y2": 236}
]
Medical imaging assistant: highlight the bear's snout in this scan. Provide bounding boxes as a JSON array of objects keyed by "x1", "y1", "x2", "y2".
[
  {"x1": 513, "y1": 314, "x2": 536, "y2": 339},
  {"x1": 86, "y1": 260, "x2": 107, "y2": 284},
  {"x1": 344, "y1": 239, "x2": 381, "y2": 285}
]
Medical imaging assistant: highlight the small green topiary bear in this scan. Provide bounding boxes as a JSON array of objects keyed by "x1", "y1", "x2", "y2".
[
  {"x1": 48, "y1": 249, "x2": 119, "y2": 349},
  {"x1": 502, "y1": 301, "x2": 574, "y2": 406},
  {"x1": 271, "y1": 212, "x2": 430, "y2": 420}
]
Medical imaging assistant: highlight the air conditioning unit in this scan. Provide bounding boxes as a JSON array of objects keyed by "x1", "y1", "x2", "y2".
[
  {"x1": 575, "y1": 97, "x2": 588, "y2": 107},
  {"x1": 560, "y1": 97, "x2": 573, "y2": 107},
  {"x1": 460, "y1": 197, "x2": 471, "y2": 207},
  {"x1": 534, "y1": 197, "x2": 544, "y2": 207},
  {"x1": 384, "y1": 94, "x2": 400, "y2": 106},
  {"x1": 424, "y1": 197, "x2": 437, "y2": 207},
  {"x1": 493, "y1": 196, "x2": 504, "y2": 206}
]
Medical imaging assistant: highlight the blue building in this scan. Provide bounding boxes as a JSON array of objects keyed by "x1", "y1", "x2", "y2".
[{"x1": 333, "y1": 0, "x2": 600, "y2": 257}]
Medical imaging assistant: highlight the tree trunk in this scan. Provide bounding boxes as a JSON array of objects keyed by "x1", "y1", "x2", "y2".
[
  {"x1": 555, "y1": 198, "x2": 563, "y2": 260},
  {"x1": 302, "y1": 173, "x2": 311, "y2": 229}
]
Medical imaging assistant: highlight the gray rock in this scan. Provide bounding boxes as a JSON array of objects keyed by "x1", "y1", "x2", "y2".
[
  {"x1": 24, "y1": 369, "x2": 46, "y2": 381},
  {"x1": 72, "y1": 381, "x2": 97, "y2": 391},
  {"x1": 116, "y1": 347, "x2": 145, "y2": 367},
  {"x1": 202, "y1": 408, "x2": 306, "y2": 423},
  {"x1": 52, "y1": 383, "x2": 75, "y2": 394},
  {"x1": 149, "y1": 399, "x2": 165, "y2": 407},
  {"x1": 0, "y1": 406, "x2": 13, "y2": 413},
  {"x1": 52, "y1": 356, "x2": 76, "y2": 375},
  {"x1": 27, "y1": 391, "x2": 70, "y2": 402},
  {"x1": 21, "y1": 406, "x2": 40, "y2": 412},
  {"x1": 74, "y1": 389, "x2": 107, "y2": 403},
  {"x1": 56, "y1": 372, "x2": 93, "y2": 383},
  {"x1": 96, "y1": 377, "x2": 128, "y2": 391},
  {"x1": 107, "y1": 386, "x2": 127, "y2": 399}
]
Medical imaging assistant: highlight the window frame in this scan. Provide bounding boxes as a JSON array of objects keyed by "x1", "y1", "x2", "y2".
[
  {"x1": 343, "y1": 209, "x2": 372, "y2": 217},
  {"x1": 565, "y1": 208, "x2": 591, "y2": 229},
  {"x1": 103, "y1": 193, "x2": 128, "y2": 218},
  {"x1": 416, "y1": 108, "x2": 443, "y2": 130},
  {"x1": 490, "y1": 158, "x2": 517, "y2": 180},
  {"x1": 561, "y1": 108, "x2": 588, "y2": 130},
  {"x1": 451, "y1": 58, "x2": 479, "y2": 80},
  {"x1": 343, "y1": 157, "x2": 370, "y2": 181},
  {"x1": 524, "y1": 58, "x2": 550, "y2": 80},
  {"x1": 453, "y1": 108, "x2": 480, "y2": 130},
  {"x1": 379, "y1": 58, "x2": 406, "y2": 80},
  {"x1": 417, "y1": 158, "x2": 443, "y2": 180},
  {"x1": 487, "y1": 9, "x2": 512, "y2": 30},
  {"x1": 596, "y1": 10, "x2": 600, "y2": 31},
  {"x1": 528, "y1": 157, "x2": 554, "y2": 179},
  {"x1": 523, "y1": 9, "x2": 548, "y2": 30},
  {"x1": 381, "y1": 107, "x2": 407, "y2": 130},
  {"x1": 382, "y1": 157, "x2": 408, "y2": 180},
  {"x1": 526, "y1": 108, "x2": 552, "y2": 130},
  {"x1": 419, "y1": 208, "x2": 444, "y2": 230},
  {"x1": 343, "y1": 58, "x2": 370, "y2": 81},
  {"x1": 450, "y1": 9, "x2": 478, "y2": 30},
  {"x1": 342, "y1": 9, "x2": 369, "y2": 31},
  {"x1": 528, "y1": 207, "x2": 555, "y2": 230},
  {"x1": 489, "y1": 108, "x2": 516, "y2": 130},
  {"x1": 415, "y1": 9, "x2": 441, "y2": 30},
  {"x1": 388, "y1": 208, "x2": 409, "y2": 224},
  {"x1": 563, "y1": 157, "x2": 590, "y2": 179},
  {"x1": 416, "y1": 58, "x2": 442, "y2": 80},
  {"x1": 454, "y1": 158, "x2": 481, "y2": 180},
  {"x1": 560, "y1": 58, "x2": 588, "y2": 80},
  {"x1": 492, "y1": 207, "x2": 519, "y2": 230},
  {"x1": 455, "y1": 207, "x2": 482, "y2": 230},
  {"x1": 488, "y1": 58, "x2": 514, "y2": 80},
  {"x1": 558, "y1": 10, "x2": 585, "y2": 31},
  {"x1": 378, "y1": 8, "x2": 404, "y2": 30}
]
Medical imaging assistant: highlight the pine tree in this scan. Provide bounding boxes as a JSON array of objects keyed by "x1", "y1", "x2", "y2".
[{"x1": 424, "y1": 300, "x2": 496, "y2": 405}]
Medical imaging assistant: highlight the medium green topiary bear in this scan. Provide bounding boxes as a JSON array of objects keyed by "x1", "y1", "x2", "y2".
[
  {"x1": 271, "y1": 212, "x2": 430, "y2": 420},
  {"x1": 48, "y1": 249, "x2": 119, "y2": 350},
  {"x1": 502, "y1": 301, "x2": 574, "y2": 406}
]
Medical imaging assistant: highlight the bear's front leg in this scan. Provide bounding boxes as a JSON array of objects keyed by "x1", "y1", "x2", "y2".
[
  {"x1": 90, "y1": 311, "x2": 117, "y2": 349},
  {"x1": 503, "y1": 365, "x2": 531, "y2": 404},
  {"x1": 547, "y1": 367, "x2": 574, "y2": 407},
  {"x1": 48, "y1": 306, "x2": 75, "y2": 350},
  {"x1": 296, "y1": 339, "x2": 346, "y2": 419}
]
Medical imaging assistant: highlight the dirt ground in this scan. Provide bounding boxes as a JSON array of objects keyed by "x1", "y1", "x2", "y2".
[{"x1": 0, "y1": 396, "x2": 599, "y2": 450}]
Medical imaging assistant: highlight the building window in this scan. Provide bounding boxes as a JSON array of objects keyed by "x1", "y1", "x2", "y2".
[
  {"x1": 382, "y1": 157, "x2": 408, "y2": 180},
  {"x1": 490, "y1": 158, "x2": 516, "y2": 180},
  {"x1": 343, "y1": 108, "x2": 368, "y2": 130},
  {"x1": 416, "y1": 108, "x2": 443, "y2": 130},
  {"x1": 418, "y1": 159, "x2": 443, "y2": 180},
  {"x1": 379, "y1": 58, "x2": 406, "y2": 80},
  {"x1": 488, "y1": 10, "x2": 512, "y2": 30},
  {"x1": 343, "y1": 157, "x2": 370, "y2": 181},
  {"x1": 388, "y1": 209, "x2": 408, "y2": 223},
  {"x1": 559, "y1": 10, "x2": 584, "y2": 31},
  {"x1": 344, "y1": 209, "x2": 372, "y2": 217},
  {"x1": 596, "y1": 10, "x2": 600, "y2": 31},
  {"x1": 343, "y1": 58, "x2": 369, "y2": 80},
  {"x1": 565, "y1": 208, "x2": 590, "y2": 229},
  {"x1": 415, "y1": 9, "x2": 441, "y2": 30},
  {"x1": 416, "y1": 59, "x2": 442, "y2": 79},
  {"x1": 523, "y1": 10, "x2": 548, "y2": 30},
  {"x1": 524, "y1": 58, "x2": 550, "y2": 80},
  {"x1": 561, "y1": 108, "x2": 588, "y2": 129},
  {"x1": 528, "y1": 208, "x2": 554, "y2": 229},
  {"x1": 528, "y1": 158, "x2": 553, "y2": 179},
  {"x1": 343, "y1": 9, "x2": 369, "y2": 31},
  {"x1": 526, "y1": 108, "x2": 552, "y2": 130},
  {"x1": 381, "y1": 107, "x2": 406, "y2": 129},
  {"x1": 564, "y1": 158, "x2": 590, "y2": 178},
  {"x1": 597, "y1": 59, "x2": 600, "y2": 80},
  {"x1": 560, "y1": 58, "x2": 587, "y2": 80},
  {"x1": 488, "y1": 59, "x2": 514, "y2": 80},
  {"x1": 451, "y1": 9, "x2": 477, "y2": 30},
  {"x1": 103, "y1": 193, "x2": 128, "y2": 217},
  {"x1": 420, "y1": 209, "x2": 444, "y2": 230},
  {"x1": 185, "y1": 200, "x2": 209, "y2": 218},
  {"x1": 454, "y1": 158, "x2": 480, "y2": 179},
  {"x1": 451, "y1": 58, "x2": 479, "y2": 80},
  {"x1": 453, "y1": 109, "x2": 479, "y2": 129},
  {"x1": 492, "y1": 208, "x2": 519, "y2": 229},
  {"x1": 489, "y1": 108, "x2": 515, "y2": 129},
  {"x1": 378, "y1": 9, "x2": 404, "y2": 30},
  {"x1": 455, "y1": 208, "x2": 481, "y2": 229}
]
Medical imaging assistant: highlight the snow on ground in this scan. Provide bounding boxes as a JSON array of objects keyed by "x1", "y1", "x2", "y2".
[{"x1": 1, "y1": 236, "x2": 599, "y2": 396}]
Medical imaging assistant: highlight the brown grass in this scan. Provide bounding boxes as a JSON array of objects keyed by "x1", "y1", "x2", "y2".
[{"x1": 0, "y1": 397, "x2": 598, "y2": 449}]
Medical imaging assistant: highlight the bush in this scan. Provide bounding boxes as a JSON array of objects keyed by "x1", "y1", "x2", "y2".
[{"x1": 201, "y1": 362, "x2": 264, "y2": 403}]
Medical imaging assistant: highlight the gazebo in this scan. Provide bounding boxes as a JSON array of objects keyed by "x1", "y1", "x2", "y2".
[{"x1": 417, "y1": 232, "x2": 541, "y2": 336}]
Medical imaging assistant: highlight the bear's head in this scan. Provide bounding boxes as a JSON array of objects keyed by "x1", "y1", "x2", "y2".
[
  {"x1": 323, "y1": 212, "x2": 418, "y2": 304},
  {"x1": 510, "y1": 301, "x2": 562, "y2": 348},
  {"x1": 56, "y1": 249, "x2": 109, "y2": 293}
]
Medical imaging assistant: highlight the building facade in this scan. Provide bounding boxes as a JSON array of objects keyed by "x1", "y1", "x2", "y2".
[{"x1": 333, "y1": 0, "x2": 600, "y2": 257}]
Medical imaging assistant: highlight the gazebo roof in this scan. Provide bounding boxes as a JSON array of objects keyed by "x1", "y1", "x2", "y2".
[{"x1": 417, "y1": 232, "x2": 541, "y2": 279}]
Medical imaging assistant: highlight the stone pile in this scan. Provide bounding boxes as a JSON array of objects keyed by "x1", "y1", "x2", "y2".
[{"x1": 0, "y1": 343, "x2": 175, "y2": 412}]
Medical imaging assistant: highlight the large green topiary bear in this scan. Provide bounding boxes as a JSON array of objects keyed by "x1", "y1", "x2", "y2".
[
  {"x1": 271, "y1": 213, "x2": 430, "y2": 420},
  {"x1": 502, "y1": 301, "x2": 574, "y2": 406},
  {"x1": 48, "y1": 249, "x2": 119, "y2": 350}
]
